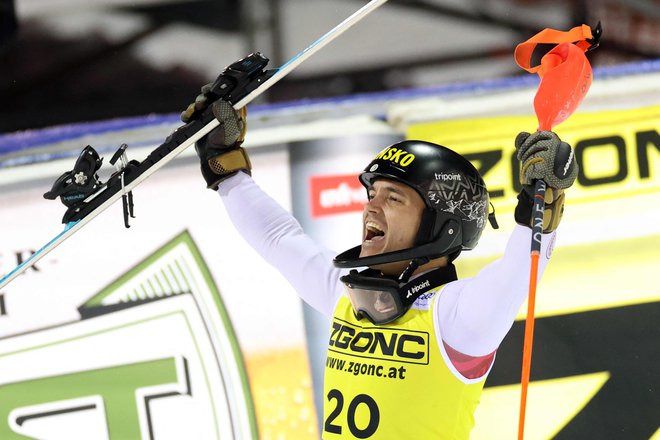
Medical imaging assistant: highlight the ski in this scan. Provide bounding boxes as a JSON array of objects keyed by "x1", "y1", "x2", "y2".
[{"x1": 0, "y1": 0, "x2": 388, "y2": 290}]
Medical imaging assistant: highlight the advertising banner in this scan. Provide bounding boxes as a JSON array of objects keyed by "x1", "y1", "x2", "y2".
[{"x1": 0, "y1": 151, "x2": 318, "y2": 439}]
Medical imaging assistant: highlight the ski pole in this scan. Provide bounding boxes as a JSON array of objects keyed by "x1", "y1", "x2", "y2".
[
  {"x1": 517, "y1": 178, "x2": 546, "y2": 440},
  {"x1": 513, "y1": 23, "x2": 600, "y2": 440}
]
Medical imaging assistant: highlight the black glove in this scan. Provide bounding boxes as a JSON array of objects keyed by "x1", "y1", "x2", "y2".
[
  {"x1": 182, "y1": 85, "x2": 250, "y2": 190},
  {"x1": 516, "y1": 131, "x2": 577, "y2": 189},
  {"x1": 514, "y1": 131, "x2": 578, "y2": 233}
]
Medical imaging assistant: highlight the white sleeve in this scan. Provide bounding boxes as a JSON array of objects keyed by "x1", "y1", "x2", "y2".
[
  {"x1": 435, "y1": 225, "x2": 556, "y2": 356},
  {"x1": 217, "y1": 172, "x2": 345, "y2": 316}
]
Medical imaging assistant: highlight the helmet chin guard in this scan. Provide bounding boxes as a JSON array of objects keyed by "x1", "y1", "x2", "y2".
[{"x1": 333, "y1": 140, "x2": 496, "y2": 272}]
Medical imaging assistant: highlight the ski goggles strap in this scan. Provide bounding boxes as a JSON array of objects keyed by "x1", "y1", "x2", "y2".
[
  {"x1": 341, "y1": 265, "x2": 458, "y2": 325},
  {"x1": 515, "y1": 23, "x2": 600, "y2": 76}
]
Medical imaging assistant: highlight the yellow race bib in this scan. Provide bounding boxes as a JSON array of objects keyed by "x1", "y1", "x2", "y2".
[{"x1": 323, "y1": 292, "x2": 487, "y2": 439}]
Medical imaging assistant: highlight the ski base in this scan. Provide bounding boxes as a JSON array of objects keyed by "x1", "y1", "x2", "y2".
[{"x1": 0, "y1": 221, "x2": 81, "y2": 289}]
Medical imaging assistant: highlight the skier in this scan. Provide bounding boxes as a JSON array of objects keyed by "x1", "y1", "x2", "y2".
[{"x1": 181, "y1": 87, "x2": 577, "y2": 438}]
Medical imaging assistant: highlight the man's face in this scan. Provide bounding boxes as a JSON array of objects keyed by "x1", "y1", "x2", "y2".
[{"x1": 360, "y1": 178, "x2": 425, "y2": 275}]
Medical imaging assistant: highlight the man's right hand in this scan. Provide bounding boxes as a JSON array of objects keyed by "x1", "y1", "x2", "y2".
[{"x1": 182, "y1": 85, "x2": 251, "y2": 190}]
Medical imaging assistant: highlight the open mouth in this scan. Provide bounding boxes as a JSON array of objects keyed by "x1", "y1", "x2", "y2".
[{"x1": 364, "y1": 221, "x2": 385, "y2": 242}]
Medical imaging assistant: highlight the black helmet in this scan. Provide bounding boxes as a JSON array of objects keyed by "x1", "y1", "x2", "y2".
[{"x1": 334, "y1": 140, "x2": 495, "y2": 271}]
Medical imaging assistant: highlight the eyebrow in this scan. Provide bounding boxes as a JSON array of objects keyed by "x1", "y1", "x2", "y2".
[{"x1": 370, "y1": 184, "x2": 408, "y2": 197}]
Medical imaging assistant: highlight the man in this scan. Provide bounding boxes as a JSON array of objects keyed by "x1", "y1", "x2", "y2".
[{"x1": 182, "y1": 90, "x2": 577, "y2": 438}]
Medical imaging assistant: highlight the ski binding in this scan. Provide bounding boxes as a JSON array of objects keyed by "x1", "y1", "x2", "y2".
[{"x1": 44, "y1": 144, "x2": 138, "y2": 228}]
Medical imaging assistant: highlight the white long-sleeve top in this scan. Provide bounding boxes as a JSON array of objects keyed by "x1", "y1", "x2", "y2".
[{"x1": 218, "y1": 172, "x2": 553, "y2": 358}]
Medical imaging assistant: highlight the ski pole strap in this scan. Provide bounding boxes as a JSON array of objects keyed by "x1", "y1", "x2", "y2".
[{"x1": 514, "y1": 24, "x2": 600, "y2": 76}]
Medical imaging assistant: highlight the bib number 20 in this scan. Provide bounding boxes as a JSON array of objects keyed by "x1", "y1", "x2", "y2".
[{"x1": 324, "y1": 389, "x2": 380, "y2": 438}]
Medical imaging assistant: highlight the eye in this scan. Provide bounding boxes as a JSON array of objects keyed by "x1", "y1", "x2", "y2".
[{"x1": 388, "y1": 194, "x2": 402, "y2": 203}]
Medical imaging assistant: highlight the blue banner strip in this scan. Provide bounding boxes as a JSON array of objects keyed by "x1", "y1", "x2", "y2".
[{"x1": 1, "y1": 59, "x2": 658, "y2": 159}]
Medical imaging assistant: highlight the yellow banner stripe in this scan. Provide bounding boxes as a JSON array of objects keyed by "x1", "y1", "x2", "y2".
[{"x1": 407, "y1": 105, "x2": 660, "y2": 212}]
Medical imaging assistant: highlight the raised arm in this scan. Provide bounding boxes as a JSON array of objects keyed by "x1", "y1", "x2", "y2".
[
  {"x1": 182, "y1": 89, "x2": 344, "y2": 316},
  {"x1": 218, "y1": 172, "x2": 345, "y2": 316},
  {"x1": 436, "y1": 131, "x2": 578, "y2": 357},
  {"x1": 436, "y1": 226, "x2": 555, "y2": 356}
]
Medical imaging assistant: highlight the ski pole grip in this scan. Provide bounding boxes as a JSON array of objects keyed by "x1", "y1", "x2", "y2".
[{"x1": 530, "y1": 179, "x2": 547, "y2": 254}]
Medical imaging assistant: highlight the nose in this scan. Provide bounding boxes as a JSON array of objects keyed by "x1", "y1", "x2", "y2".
[{"x1": 364, "y1": 193, "x2": 383, "y2": 213}]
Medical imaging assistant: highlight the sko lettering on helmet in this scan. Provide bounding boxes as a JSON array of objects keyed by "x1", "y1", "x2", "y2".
[{"x1": 376, "y1": 147, "x2": 416, "y2": 167}]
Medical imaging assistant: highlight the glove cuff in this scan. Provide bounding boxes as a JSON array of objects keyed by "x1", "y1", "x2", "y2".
[
  {"x1": 514, "y1": 185, "x2": 565, "y2": 233},
  {"x1": 202, "y1": 147, "x2": 252, "y2": 190}
]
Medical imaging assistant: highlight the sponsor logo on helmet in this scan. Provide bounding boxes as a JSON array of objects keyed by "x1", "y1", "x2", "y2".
[
  {"x1": 375, "y1": 147, "x2": 416, "y2": 167},
  {"x1": 428, "y1": 174, "x2": 489, "y2": 228},
  {"x1": 434, "y1": 173, "x2": 462, "y2": 181},
  {"x1": 369, "y1": 164, "x2": 379, "y2": 172},
  {"x1": 428, "y1": 175, "x2": 486, "y2": 203}
]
